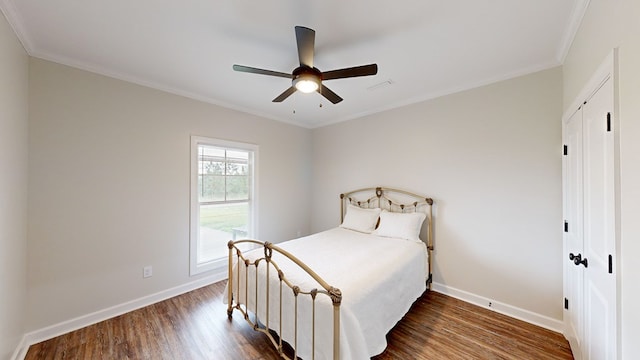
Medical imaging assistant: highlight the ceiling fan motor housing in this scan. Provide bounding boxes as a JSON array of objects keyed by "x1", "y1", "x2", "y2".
[{"x1": 292, "y1": 66, "x2": 322, "y2": 93}]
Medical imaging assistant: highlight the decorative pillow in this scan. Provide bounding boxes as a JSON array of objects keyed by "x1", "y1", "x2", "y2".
[
  {"x1": 373, "y1": 210, "x2": 426, "y2": 242},
  {"x1": 340, "y1": 205, "x2": 381, "y2": 233}
]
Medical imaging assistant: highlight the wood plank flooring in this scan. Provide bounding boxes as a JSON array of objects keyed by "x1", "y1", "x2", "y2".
[{"x1": 25, "y1": 281, "x2": 573, "y2": 359}]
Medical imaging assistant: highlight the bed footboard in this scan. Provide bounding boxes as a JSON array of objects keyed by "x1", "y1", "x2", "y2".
[{"x1": 227, "y1": 239, "x2": 342, "y2": 360}]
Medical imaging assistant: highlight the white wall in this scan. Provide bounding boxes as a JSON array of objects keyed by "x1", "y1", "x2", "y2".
[
  {"x1": 311, "y1": 67, "x2": 563, "y2": 323},
  {"x1": 0, "y1": 9, "x2": 29, "y2": 360},
  {"x1": 26, "y1": 58, "x2": 312, "y2": 331},
  {"x1": 562, "y1": 0, "x2": 640, "y2": 357}
]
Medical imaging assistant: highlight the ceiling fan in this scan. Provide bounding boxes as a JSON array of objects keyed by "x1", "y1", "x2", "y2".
[{"x1": 233, "y1": 26, "x2": 378, "y2": 104}]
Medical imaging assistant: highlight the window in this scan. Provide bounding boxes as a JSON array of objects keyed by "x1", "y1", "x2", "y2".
[{"x1": 190, "y1": 136, "x2": 257, "y2": 275}]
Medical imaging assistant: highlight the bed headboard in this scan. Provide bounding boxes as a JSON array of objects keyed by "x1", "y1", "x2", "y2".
[
  {"x1": 340, "y1": 186, "x2": 434, "y2": 249},
  {"x1": 340, "y1": 187, "x2": 434, "y2": 288}
]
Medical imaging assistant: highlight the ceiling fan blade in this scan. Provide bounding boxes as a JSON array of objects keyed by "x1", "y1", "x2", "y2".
[
  {"x1": 295, "y1": 26, "x2": 315, "y2": 68},
  {"x1": 318, "y1": 85, "x2": 343, "y2": 104},
  {"x1": 322, "y1": 64, "x2": 378, "y2": 81},
  {"x1": 233, "y1": 64, "x2": 292, "y2": 78},
  {"x1": 273, "y1": 86, "x2": 297, "y2": 102}
]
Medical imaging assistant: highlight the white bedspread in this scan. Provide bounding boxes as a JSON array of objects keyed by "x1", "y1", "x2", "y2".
[{"x1": 225, "y1": 227, "x2": 428, "y2": 359}]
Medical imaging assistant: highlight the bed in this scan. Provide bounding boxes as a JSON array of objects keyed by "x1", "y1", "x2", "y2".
[{"x1": 225, "y1": 187, "x2": 434, "y2": 359}]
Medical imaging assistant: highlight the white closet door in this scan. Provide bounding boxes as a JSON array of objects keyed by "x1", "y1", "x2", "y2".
[
  {"x1": 563, "y1": 108, "x2": 584, "y2": 358},
  {"x1": 582, "y1": 77, "x2": 616, "y2": 360}
]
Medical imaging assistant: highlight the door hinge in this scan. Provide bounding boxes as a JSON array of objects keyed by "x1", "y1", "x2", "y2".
[
  {"x1": 563, "y1": 145, "x2": 568, "y2": 156},
  {"x1": 564, "y1": 221, "x2": 568, "y2": 232},
  {"x1": 564, "y1": 297, "x2": 569, "y2": 310},
  {"x1": 609, "y1": 254, "x2": 613, "y2": 274},
  {"x1": 607, "y1": 112, "x2": 612, "y2": 132}
]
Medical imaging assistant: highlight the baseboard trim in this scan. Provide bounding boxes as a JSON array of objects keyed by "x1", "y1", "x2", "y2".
[
  {"x1": 10, "y1": 334, "x2": 29, "y2": 360},
  {"x1": 432, "y1": 282, "x2": 564, "y2": 333},
  {"x1": 15, "y1": 271, "x2": 227, "y2": 359}
]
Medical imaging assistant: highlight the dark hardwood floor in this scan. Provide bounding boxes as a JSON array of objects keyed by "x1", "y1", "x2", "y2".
[{"x1": 25, "y1": 281, "x2": 573, "y2": 359}]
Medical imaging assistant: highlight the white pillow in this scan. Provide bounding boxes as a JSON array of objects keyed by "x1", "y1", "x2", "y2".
[
  {"x1": 373, "y1": 210, "x2": 426, "y2": 242},
  {"x1": 340, "y1": 205, "x2": 381, "y2": 233}
]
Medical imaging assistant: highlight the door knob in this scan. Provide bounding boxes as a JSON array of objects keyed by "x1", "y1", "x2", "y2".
[
  {"x1": 569, "y1": 253, "x2": 576, "y2": 261},
  {"x1": 575, "y1": 257, "x2": 588, "y2": 268},
  {"x1": 573, "y1": 254, "x2": 588, "y2": 268}
]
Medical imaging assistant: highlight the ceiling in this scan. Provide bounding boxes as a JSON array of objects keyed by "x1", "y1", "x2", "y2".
[{"x1": 1, "y1": 0, "x2": 585, "y2": 128}]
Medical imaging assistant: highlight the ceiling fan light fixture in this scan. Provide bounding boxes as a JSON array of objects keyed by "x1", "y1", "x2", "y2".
[{"x1": 293, "y1": 73, "x2": 320, "y2": 93}]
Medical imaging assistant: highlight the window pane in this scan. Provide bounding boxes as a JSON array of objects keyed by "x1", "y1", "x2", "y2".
[
  {"x1": 226, "y1": 176, "x2": 249, "y2": 201},
  {"x1": 198, "y1": 202, "x2": 248, "y2": 263},
  {"x1": 226, "y1": 162, "x2": 247, "y2": 176},
  {"x1": 204, "y1": 160, "x2": 225, "y2": 175},
  {"x1": 200, "y1": 175, "x2": 225, "y2": 202},
  {"x1": 201, "y1": 146, "x2": 225, "y2": 159},
  {"x1": 226, "y1": 150, "x2": 248, "y2": 162}
]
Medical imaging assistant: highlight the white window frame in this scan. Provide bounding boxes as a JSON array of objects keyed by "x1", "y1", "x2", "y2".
[{"x1": 190, "y1": 136, "x2": 258, "y2": 276}]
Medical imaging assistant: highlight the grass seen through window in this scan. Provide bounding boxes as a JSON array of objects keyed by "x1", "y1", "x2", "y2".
[{"x1": 200, "y1": 203, "x2": 248, "y2": 234}]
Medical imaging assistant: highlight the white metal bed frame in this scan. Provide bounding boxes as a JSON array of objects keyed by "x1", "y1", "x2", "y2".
[{"x1": 226, "y1": 187, "x2": 434, "y2": 359}]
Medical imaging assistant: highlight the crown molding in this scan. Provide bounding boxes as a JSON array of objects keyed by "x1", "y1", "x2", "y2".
[
  {"x1": 313, "y1": 60, "x2": 561, "y2": 128},
  {"x1": 556, "y1": 0, "x2": 591, "y2": 64},
  {"x1": 0, "y1": 0, "x2": 34, "y2": 53}
]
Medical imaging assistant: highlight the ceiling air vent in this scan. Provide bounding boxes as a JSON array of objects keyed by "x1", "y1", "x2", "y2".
[{"x1": 367, "y1": 79, "x2": 394, "y2": 91}]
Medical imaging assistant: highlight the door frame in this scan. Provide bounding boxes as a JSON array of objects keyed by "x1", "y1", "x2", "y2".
[{"x1": 561, "y1": 49, "x2": 621, "y2": 359}]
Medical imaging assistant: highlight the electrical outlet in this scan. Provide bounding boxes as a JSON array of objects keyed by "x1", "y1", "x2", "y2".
[{"x1": 143, "y1": 266, "x2": 153, "y2": 278}]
